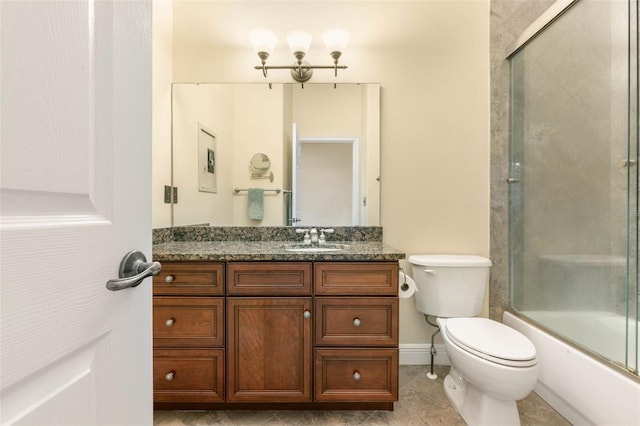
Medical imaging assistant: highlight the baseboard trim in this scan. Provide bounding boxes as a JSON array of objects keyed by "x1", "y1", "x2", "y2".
[{"x1": 399, "y1": 343, "x2": 450, "y2": 366}]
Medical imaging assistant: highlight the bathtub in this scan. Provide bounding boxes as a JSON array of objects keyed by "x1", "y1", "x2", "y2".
[{"x1": 504, "y1": 310, "x2": 640, "y2": 425}]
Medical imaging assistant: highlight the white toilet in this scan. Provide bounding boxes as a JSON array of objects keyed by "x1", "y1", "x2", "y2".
[{"x1": 408, "y1": 254, "x2": 538, "y2": 426}]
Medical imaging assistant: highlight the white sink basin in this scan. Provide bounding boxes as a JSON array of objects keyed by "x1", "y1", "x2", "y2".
[{"x1": 283, "y1": 243, "x2": 348, "y2": 252}]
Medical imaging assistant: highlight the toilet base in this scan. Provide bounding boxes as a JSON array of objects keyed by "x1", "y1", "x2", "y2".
[{"x1": 443, "y1": 370, "x2": 521, "y2": 426}]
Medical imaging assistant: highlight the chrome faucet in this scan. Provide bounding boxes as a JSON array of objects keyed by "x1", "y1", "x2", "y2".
[
  {"x1": 296, "y1": 227, "x2": 333, "y2": 245},
  {"x1": 309, "y1": 228, "x2": 319, "y2": 244}
]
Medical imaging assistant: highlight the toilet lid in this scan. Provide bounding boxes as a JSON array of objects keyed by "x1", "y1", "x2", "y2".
[
  {"x1": 445, "y1": 318, "x2": 537, "y2": 367},
  {"x1": 408, "y1": 254, "x2": 492, "y2": 267}
]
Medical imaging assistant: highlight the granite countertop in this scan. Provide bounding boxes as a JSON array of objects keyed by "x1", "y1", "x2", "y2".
[
  {"x1": 153, "y1": 240, "x2": 406, "y2": 262},
  {"x1": 152, "y1": 226, "x2": 405, "y2": 262}
]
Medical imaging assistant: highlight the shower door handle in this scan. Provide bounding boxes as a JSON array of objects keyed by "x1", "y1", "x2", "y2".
[{"x1": 508, "y1": 162, "x2": 522, "y2": 184}]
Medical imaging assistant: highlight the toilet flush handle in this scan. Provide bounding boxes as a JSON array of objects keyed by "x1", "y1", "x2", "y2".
[{"x1": 423, "y1": 269, "x2": 436, "y2": 274}]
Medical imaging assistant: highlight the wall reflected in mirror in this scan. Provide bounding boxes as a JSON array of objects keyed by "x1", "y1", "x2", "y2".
[{"x1": 170, "y1": 83, "x2": 380, "y2": 227}]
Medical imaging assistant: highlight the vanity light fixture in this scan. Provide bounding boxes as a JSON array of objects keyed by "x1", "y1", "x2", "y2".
[{"x1": 251, "y1": 28, "x2": 349, "y2": 83}]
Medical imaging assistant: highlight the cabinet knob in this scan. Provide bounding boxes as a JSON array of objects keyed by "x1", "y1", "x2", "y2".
[
  {"x1": 165, "y1": 371, "x2": 175, "y2": 381},
  {"x1": 353, "y1": 318, "x2": 361, "y2": 327},
  {"x1": 165, "y1": 318, "x2": 175, "y2": 327},
  {"x1": 303, "y1": 310, "x2": 311, "y2": 319},
  {"x1": 165, "y1": 275, "x2": 174, "y2": 283},
  {"x1": 353, "y1": 371, "x2": 361, "y2": 381}
]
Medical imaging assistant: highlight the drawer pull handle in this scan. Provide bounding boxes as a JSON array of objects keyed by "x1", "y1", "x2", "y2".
[
  {"x1": 303, "y1": 310, "x2": 311, "y2": 319},
  {"x1": 165, "y1": 371, "x2": 175, "y2": 381},
  {"x1": 165, "y1": 275, "x2": 174, "y2": 283},
  {"x1": 165, "y1": 318, "x2": 175, "y2": 327},
  {"x1": 353, "y1": 318, "x2": 361, "y2": 327},
  {"x1": 353, "y1": 371, "x2": 361, "y2": 381}
]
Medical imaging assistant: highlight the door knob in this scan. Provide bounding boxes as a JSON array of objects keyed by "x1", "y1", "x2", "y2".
[{"x1": 106, "y1": 251, "x2": 161, "y2": 291}]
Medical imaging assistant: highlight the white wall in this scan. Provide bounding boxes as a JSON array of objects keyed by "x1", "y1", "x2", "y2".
[
  {"x1": 162, "y1": 0, "x2": 490, "y2": 346},
  {"x1": 292, "y1": 84, "x2": 361, "y2": 137},
  {"x1": 172, "y1": 84, "x2": 235, "y2": 226},
  {"x1": 171, "y1": 84, "x2": 284, "y2": 226},
  {"x1": 230, "y1": 84, "x2": 285, "y2": 226}
]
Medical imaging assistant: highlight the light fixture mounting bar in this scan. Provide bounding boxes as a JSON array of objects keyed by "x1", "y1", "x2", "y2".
[
  {"x1": 253, "y1": 65, "x2": 348, "y2": 70},
  {"x1": 254, "y1": 64, "x2": 348, "y2": 83}
]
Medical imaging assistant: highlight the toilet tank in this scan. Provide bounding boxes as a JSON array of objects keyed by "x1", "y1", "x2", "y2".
[{"x1": 408, "y1": 255, "x2": 492, "y2": 317}]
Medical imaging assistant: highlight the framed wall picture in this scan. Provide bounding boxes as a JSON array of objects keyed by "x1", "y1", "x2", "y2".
[{"x1": 198, "y1": 123, "x2": 217, "y2": 193}]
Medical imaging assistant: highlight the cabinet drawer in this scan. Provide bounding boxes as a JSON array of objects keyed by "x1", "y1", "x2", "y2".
[
  {"x1": 314, "y1": 348, "x2": 398, "y2": 402},
  {"x1": 154, "y1": 349, "x2": 224, "y2": 402},
  {"x1": 314, "y1": 262, "x2": 398, "y2": 295},
  {"x1": 154, "y1": 262, "x2": 224, "y2": 296},
  {"x1": 315, "y1": 298, "x2": 398, "y2": 346},
  {"x1": 227, "y1": 262, "x2": 312, "y2": 295},
  {"x1": 153, "y1": 297, "x2": 224, "y2": 347}
]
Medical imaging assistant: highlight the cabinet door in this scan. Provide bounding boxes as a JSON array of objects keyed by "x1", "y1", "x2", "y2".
[{"x1": 227, "y1": 298, "x2": 312, "y2": 402}]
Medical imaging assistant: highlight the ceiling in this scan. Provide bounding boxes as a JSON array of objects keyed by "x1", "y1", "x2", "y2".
[{"x1": 171, "y1": 0, "x2": 464, "y2": 51}]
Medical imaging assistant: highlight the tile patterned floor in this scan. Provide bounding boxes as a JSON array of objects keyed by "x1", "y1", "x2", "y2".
[{"x1": 153, "y1": 365, "x2": 571, "y2": 426}]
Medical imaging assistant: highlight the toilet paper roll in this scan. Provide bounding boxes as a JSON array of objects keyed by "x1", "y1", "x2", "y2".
[{"x1": 398, "y1": 270, "x2": 417, "y2": 298}]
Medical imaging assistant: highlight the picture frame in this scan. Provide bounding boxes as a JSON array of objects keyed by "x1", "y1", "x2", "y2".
[{"x1": 198, "y1": 123, "x2": 217, "y2": 193}]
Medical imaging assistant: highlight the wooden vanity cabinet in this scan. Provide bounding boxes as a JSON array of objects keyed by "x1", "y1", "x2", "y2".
[
  {"x1": 226, "y1": 262, "x2": 313, "y2": 402},
  {"x1": 152, "y1": 262, "x2": 225, "y2": 403},
  {"x1": 153, "y1": 259, "x2": 399, "y2": 409},
  {"x1": 313, "y1": 262, "x2": 399, "y2": 403}
]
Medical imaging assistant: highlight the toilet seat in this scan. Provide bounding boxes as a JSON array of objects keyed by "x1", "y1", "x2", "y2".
[{"x1": 445, "y1": 318, "x2": 537, "y2": 367}]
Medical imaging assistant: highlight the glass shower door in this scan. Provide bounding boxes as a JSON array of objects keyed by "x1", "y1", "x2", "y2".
[{"x1": 508, "y1": 0, "x2": 639, "y2": 374}]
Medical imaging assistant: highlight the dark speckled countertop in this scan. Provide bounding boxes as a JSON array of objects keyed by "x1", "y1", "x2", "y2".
[
  {"x1": 152, "y1": 226, "x2": 405, "y2": 262},
  {"x1": 153, "y1": 240, "x2": 405, "y2": 262}
]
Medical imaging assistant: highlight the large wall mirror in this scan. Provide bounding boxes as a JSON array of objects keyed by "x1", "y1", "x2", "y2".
[{"x1": 170, "y1": 82, "x2": 380, "y2": 227}]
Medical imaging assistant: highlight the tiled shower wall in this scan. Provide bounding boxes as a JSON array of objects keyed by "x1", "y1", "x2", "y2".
[{"x1": 489, "y1": 0, "x2": 557, "y2": 320}]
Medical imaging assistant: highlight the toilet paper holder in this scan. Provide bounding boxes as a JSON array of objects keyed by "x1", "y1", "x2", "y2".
[
  {"x1": 399, "y1": 267, "x2": 418, "y2": 293},
  {"x1": 400, "y1": 267, "x2": 410, "y2": 291}
]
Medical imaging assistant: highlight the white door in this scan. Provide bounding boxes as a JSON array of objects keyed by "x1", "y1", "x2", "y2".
[
  {"x1": 1, "y1": 1, "x2": 153, "y2": 425},
  {"x1": 293, "y1": 131, "x2": 359, "y2": 226}
]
